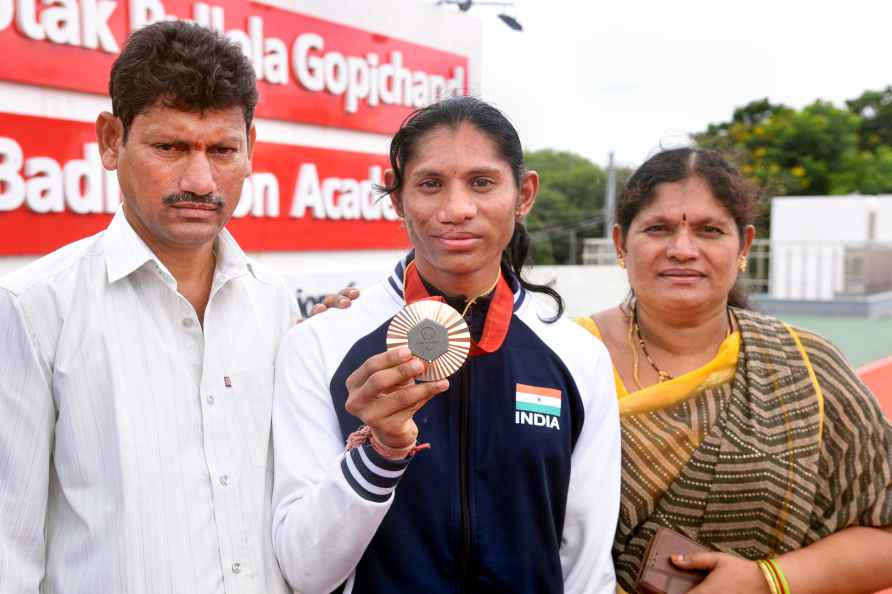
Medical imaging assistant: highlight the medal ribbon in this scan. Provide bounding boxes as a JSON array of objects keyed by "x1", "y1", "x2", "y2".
[{"x1": 401, "y1": 260, "x2": 513, "y2": 356}]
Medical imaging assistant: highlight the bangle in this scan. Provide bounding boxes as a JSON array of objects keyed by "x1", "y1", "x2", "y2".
[
  {"x1": 758, "y1": 559, "x2": 791, "y2": 594},
  {"x1": 345, "y1": 425, "x2": 430, "y2": 460},
  {"x1": 757, "y1": 560, "x2": 780, "y2": 594},
  {"x1": 765, "y1": 559, "x2": 791, "y2": 594}
]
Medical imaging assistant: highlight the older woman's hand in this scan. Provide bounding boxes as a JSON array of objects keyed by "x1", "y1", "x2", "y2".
[{"x1": 673, "y1": 552, "x2": 771, "y2": 594}]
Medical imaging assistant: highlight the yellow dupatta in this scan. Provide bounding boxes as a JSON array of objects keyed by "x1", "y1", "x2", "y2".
[{"x1": 576, "y1": 316, "x2": 740, "y2": 415}]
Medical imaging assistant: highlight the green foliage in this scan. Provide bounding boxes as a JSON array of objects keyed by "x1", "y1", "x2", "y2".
[
  {"x1": 524, "y1": 149, "x2": 610, "y2": 264},
  {"x1": 695, "y1": 89, "x2": 892, "y2": 197},
  {"x1": 847, "y1": 86, "x2": 892, "y2": 150}
]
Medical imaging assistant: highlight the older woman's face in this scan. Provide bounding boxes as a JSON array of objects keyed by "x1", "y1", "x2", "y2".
[{"x1": 616, "y1": 176, "x2": 753, "y2": 315}]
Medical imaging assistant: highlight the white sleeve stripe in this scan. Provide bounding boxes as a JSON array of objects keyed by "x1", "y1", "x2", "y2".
[
  {"x1": 344, "y1": 452, "x2": 397, "y2": 497},
  {"x1": 357, "y1": 445, "x2": 407, "y2": 479}
]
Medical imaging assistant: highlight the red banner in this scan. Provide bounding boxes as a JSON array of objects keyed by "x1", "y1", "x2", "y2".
[
  {"x1": 0, "y1": 112, "x2": 410, "y2": 254},
  {"x1": 0, "y1": 0, "x2": 468, "y2": 134}
]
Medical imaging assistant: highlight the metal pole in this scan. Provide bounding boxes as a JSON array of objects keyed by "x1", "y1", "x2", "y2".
[
  {"x1": 604, "y1": 151, "x2": 616, "y2": 239},
  {"x1": 568, "y1": 231, "x2": 577, "y2": 265}
]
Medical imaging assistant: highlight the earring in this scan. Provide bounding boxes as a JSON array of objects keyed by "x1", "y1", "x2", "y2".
[
  {"x1": 738, "y1": 256, "x2": 747, "y2": 272},
  {"x1": 617, "y1": 254, "x2": 626, "y2": 269}
]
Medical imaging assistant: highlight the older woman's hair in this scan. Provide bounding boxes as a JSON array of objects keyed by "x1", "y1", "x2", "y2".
[{"x1": 617, "y1": 147, "x2": 760, "y2": 309}]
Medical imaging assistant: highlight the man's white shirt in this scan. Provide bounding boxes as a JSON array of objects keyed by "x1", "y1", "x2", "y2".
[{"x1": 0, "y1": 210, "x2": 296, "y2": 594}]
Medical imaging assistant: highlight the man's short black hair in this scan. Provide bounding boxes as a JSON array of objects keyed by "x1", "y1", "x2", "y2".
[{"x1": 109, "y1": 21, "x2": 259, "y2": 140}]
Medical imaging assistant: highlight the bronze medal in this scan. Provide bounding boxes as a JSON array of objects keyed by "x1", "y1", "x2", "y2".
[{"x1": 386, "y1": 300, "x2": 470, "y2": 381}]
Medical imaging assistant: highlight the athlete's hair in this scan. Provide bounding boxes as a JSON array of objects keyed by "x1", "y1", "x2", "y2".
[
  {"x1": 380, "y1": 96, "x2": 564, "y2": 320},
  {"x1": 109, "y1": 20, "x2": 258, "y2": 141}
]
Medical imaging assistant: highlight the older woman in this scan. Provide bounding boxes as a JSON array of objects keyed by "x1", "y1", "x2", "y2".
[{"x1": 579, "y1": 147, "x2": 892, "y2": 594}]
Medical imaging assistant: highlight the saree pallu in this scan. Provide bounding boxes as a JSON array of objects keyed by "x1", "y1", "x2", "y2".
[{"x1": 581, "y1": 308, "x2": 892, "y2": 594}]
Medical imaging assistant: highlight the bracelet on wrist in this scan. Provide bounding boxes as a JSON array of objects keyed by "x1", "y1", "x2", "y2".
[
  {"x1": 757, "y1": 559, "x2": 791, "y2": 594},
  {"x1": 345, "y1": 425, "x2": 430, "y2": 460},
  {"x1": 757, "y1": 560, "x2": 780, "y2": 594}
]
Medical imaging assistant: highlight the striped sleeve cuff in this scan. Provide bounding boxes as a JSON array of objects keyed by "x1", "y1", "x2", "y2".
[{"x1": 340, "y1": 444, "x2": 411, "y2": 503}]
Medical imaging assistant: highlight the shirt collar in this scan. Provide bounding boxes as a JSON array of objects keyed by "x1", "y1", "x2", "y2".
[
  {"x1": 214, "y1": 224, "x2": 255, "y2": 283},
  {"x1": 103, "y1": 207, "x2": 256, "y2": 285}
]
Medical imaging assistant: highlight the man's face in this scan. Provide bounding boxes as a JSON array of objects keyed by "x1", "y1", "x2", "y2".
[{"x1": 97, "y1": 103, "x2": 254, "y2": 252}]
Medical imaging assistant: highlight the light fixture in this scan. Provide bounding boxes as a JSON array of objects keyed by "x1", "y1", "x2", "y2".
[
  {"x1": 497, "y1": 13, "x2": 522, "y2": 31},
  {"x1": 435, "y1": 0, "x2": 524, "y2": 31}
]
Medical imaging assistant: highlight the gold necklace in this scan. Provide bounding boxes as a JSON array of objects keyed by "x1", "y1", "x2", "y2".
[
  {"x1": 625, "y1": 309, "x2": 646, "y2": 391},
  {"x1": 633, "y1": 301, "x2": 673, "y2": 384},
  {"x1": 459, "y1": 274, "x2": 501, "y2": 317},
  {"x1": 628, "y1": 301, "x2": 733, "y2": 390}
]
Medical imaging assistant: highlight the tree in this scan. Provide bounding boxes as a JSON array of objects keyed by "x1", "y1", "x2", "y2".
[
  {"x1": 847, "y1": 86, "x2": 892, "y2": 151},
  {"x1": 523, "y1": 150, "x2": 608, "y2": 264},
  {"x1": 694, "y1": 94, "x2": 892, "y2": 196}
]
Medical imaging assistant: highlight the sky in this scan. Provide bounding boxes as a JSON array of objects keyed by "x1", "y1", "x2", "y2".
[{"x1": 464, "y1": 0, "x2": 892, "y2": 169}]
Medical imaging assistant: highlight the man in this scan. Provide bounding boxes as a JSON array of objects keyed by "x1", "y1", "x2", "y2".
[{"x1": 0, "y1": 21, "x2": 294, "y2": 593}]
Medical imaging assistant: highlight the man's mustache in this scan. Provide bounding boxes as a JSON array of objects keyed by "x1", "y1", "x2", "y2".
[{"x1": 162, "y1": 192, "x2": 225, "y2": 207}]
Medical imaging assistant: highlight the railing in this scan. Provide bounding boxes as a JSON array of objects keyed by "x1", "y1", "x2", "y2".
[
  {"x1": 528, "y1": 215, "x2": 605, "y2": 265},
  {"x1": 582, "y1": 238, "x2": 892, "y2": 301},
  {"x1": 580, "y1": 238, "x2": 617, "y2": 267}
]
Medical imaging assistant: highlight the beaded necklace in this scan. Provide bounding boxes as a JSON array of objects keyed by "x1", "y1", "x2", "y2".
[{"x1": 626, "y1": 300, "x2": 734, "y2": 390}]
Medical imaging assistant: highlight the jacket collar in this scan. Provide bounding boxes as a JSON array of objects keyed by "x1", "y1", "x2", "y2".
[{"x1": 388, "y1": 251, "x2": 525, "y2": 356}]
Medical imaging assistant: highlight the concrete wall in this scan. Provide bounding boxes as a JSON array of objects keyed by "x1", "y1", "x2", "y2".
[
  {"x1": 524, "y1": 264, "x2": 629, "y2": 319},
  {"x1": 0, "y1": 254, "x2": 635, "y2": 321},
  {"x1": 276, "y1": 261, "x2": 630, "y2": 319},
  {"x1": 2, "y1": 251, "x2": 630, "y2": 320}
]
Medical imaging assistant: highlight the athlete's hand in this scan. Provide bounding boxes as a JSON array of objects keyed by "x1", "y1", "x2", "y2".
[{"x1": 345, "y1": 347, "x2": 449, "y2": 456}]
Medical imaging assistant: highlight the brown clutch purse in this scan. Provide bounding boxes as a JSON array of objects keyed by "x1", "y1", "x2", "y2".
[{"x1": 635, "y1": 527, "x2": 709, "y2": 594}]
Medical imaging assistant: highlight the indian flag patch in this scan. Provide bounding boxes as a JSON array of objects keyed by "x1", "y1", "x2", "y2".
[{"x1": 515, "y1": 384, "x2": 562, "y2": 430}]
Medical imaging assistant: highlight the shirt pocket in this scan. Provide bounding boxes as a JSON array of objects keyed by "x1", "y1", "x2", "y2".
[{"x1": 227, "y1": 366, "x2": 275, "y2": 469}]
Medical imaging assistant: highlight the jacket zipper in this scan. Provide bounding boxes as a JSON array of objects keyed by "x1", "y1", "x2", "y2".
[{"x1": 459, "y1": 364, "x2": 471, "y2": 591}]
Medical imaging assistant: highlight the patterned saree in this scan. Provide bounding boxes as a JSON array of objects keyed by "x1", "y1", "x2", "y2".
[{"x1": 579, "y1": 308, "x2": 892, "y2": 594}]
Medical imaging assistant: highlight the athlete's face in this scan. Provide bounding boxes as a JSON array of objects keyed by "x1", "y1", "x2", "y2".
[{"x1": 388, "y1": 122, "x2": 538, "y2": 295}]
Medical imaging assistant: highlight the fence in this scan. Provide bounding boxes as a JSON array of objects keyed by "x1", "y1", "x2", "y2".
[{"x1": 582, "y1": 238, "x2": 892, "y2": 301}]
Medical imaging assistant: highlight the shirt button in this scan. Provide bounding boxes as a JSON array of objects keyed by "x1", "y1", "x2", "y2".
[
  {"x1": 219, "y1": 475, "x2": 229, "y2": 486},
  {"x1": 182, "y1": 318, "x2": 194, "y2": 328},
  {"x1": 231, "y1": 562, "x2": 241, "y2": 574},
  {"x1": 206, "y1": 394, "x2": 215, "y2": 405}
]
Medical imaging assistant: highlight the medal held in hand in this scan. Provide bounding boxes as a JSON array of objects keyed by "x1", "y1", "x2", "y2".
[{"x1": 386, "y1": 300, "x2": 471, "y2": 381}]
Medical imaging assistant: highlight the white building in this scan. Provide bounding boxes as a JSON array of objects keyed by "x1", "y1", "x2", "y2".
[{"x1": 769, "y1": 195, "x2": 892, "y2": 301}]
